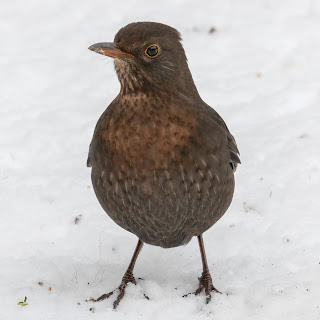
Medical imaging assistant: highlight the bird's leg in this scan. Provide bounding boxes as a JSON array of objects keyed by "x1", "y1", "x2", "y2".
[
  {"x1": 183, "y1": 235, "x2": 221, "y2": 303},
  {"x1": 91, "y1": 239, "x2": 143, "y2": 309}
]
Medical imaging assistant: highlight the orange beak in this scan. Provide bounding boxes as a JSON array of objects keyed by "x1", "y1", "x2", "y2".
[{"x1": 88, "y1": 42, "x2": 133, "y2": 59}]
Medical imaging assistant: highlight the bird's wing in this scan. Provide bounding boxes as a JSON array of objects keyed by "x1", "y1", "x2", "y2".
[
  {"x1": 86, "y1": 106, "x2": 109, "y2": 168},
  {"x1": 202, "y1": 103, "x2": 241, "y2": 171},
  {"x1": 87, "y1": 97, "x2": 119, "y2": 168},
  {"x1": 87, "y1": 113, "x2": 105, "y2": 168},
  {"x1": 87, "y1": 143, "x2": 92, "y2": 167},
  {"x1": 226, "y1": 127, "x2": 241, "y2": 171}
]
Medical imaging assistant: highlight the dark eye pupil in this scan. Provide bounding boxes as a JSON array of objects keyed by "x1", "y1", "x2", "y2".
[{"x1": 147, "y1": 45, "x2": 158, "y2": 57}]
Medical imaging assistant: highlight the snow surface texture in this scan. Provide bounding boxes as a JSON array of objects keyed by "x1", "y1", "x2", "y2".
[{"x1": 1, "y1": 0, "x2": 320, "y2": 319}]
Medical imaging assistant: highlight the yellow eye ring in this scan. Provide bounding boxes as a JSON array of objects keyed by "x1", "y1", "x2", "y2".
[{"x1": 145, "y1": 44, "x2": 160, "y2": 58}]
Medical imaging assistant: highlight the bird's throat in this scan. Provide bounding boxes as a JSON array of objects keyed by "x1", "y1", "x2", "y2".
[{"x1": 114, "y1": 60, "x2": 147, "y2": 95}]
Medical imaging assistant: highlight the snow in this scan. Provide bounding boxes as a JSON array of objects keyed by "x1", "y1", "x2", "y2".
[{"x1": 1, "y1": 0, "x2": 320, "y2": 319}]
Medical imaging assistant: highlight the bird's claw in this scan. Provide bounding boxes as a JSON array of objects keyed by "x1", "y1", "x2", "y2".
[
  {"x1": 89, "y1": 270, "x2": 136, "y2": 309},
  {"x1": 183, "y1": 269, "x2": 221, "y2": 304}
]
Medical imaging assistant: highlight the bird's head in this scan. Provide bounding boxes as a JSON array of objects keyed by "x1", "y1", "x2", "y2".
[{"x1": 89, "y1": 22, "x2": 198, "y2": 97}]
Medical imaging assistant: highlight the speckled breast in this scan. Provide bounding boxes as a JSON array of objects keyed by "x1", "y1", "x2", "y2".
[{"x1": 90, "y1": 96, "x2": 235, "y2": 248}]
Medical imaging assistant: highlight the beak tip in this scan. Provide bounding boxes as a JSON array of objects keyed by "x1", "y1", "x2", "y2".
[{"x1": 87, "y1": 42, "x2": 132, "y2": 59}]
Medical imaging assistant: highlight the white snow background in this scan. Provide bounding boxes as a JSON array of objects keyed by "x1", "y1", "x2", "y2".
[{"x1": 1, "y1": 0, "x2": 320, "y2": 319}]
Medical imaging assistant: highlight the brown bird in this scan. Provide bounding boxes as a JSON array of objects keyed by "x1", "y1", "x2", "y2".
[{"x1": 87, "y1": 22, "x2": 240, "y2": 309}]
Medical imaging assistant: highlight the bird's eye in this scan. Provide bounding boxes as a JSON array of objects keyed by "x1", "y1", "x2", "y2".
[{"x1": 145, "y1": 44, "x2": 159, "y2": 58}]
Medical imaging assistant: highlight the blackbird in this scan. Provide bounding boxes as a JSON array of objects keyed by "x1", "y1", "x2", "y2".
[{"x1": 87, "y1": 22, "x2": 240, "y2": 308}]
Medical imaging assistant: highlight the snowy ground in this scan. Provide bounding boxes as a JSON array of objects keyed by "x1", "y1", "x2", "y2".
[{"x1": 1, "y1": 0, "x2": 320, "y2": 319}]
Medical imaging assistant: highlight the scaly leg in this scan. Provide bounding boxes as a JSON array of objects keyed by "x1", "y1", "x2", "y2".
[
  {"x1": 91, "y1": 239, "x2": 143, "y2": 309},
  {"x1": 184, "y1": 235, "x2": 221, "y2": 303}
]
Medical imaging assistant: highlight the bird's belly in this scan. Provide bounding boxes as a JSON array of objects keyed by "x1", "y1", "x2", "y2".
[{"x1": 91, "y1": 157, "x2": 235, "y2": 248}]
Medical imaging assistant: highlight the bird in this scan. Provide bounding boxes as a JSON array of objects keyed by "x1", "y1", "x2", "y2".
[{"x1": 87, "y1": 22, "x2": 240, "y2": 309}]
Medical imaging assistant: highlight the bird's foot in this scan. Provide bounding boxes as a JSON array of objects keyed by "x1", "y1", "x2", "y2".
[
  {"x1": 183, "y1": 269, "x2": 221, "y2": 304},
  {"x1": 89, "y1": 270, "x2": 136, "y2": 309}
]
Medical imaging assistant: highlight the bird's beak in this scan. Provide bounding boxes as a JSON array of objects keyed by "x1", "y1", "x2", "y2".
[{"x1": 88, "y1": 42, "x2": 133, "y2": 59}]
